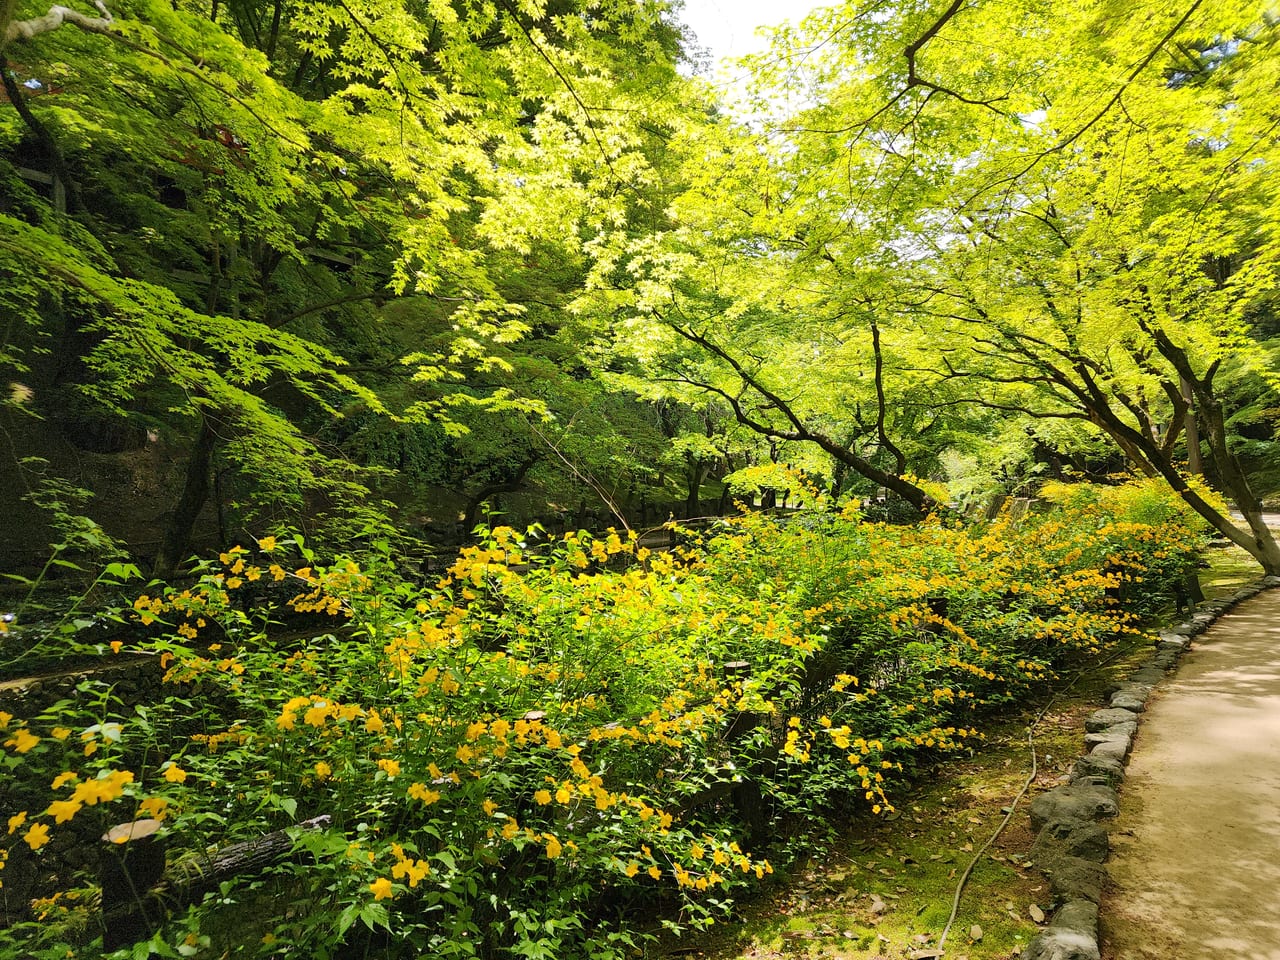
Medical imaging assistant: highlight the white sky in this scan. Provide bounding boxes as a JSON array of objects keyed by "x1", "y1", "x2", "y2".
[
  {"x1": 677, "y1": 0, "x2": 832, "y2": 67},
  {"x1": 675, "y1": 0, "x2": 836, "y2": 109}
]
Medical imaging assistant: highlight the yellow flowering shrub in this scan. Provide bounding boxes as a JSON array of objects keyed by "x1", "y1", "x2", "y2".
[{"x1": 0, "y1": 481, "x2": 1204, "y2": 959}]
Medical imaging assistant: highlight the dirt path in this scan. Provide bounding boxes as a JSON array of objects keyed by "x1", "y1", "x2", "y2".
[{"x1": 1103, "y1": 588, "x2": 1280, "y2": 960}]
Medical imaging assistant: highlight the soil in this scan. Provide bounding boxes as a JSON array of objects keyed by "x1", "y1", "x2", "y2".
[{"x1": 1103, "y1": 589, "x2": 1280, "y2": 960}]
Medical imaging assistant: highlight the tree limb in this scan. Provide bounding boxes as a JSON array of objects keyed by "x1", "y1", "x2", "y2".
[
  {"x1": 658, "y1": 316, "x2": 932, "y2": 511},
  {"x1": 4, "y1": 0, "x2": 110, "y2": 46}
]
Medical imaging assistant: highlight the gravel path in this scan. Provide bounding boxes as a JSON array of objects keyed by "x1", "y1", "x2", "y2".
[{"x1": 1103, "y1": 589, "x2": 1280, "y2": 959}]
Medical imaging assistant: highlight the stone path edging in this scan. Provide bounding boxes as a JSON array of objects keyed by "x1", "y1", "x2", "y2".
[{"x1": 1019, "y1": 575, "x2": 1280, "y2": 960}]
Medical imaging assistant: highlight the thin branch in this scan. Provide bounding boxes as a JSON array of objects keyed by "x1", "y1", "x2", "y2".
[
  {"x1": 658, "y1": 313, "x2": 930, "y2": 510},
  {"x1": 965, "y1": 0, "x2": 1207, "y2": 207},
  {"x1": 493, "y1": 0, "x2": 621, "y2": 189},
  {"x1": 274, "y1": 291, "x2": 386, "y2": 329}
]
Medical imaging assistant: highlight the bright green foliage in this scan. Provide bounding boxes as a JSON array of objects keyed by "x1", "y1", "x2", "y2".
[
  {"x1": 0, "y1": 0, "x2": 703, "y2": 566},
  {"x1": 574, "y1": 0, "x2": 1280, "y2": 563},
  {"x1": 0, "y1": 480, "x2": 1204, "y2": 957}
]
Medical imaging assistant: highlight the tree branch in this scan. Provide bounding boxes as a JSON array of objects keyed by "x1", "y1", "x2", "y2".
[
  {"x1": 1, "y1": 56, "x2": 84, "y2": 212},
  {"x1": 658, "y1": 315, "x2": 931, "y2": 511},
  {"x1": 4, "y1": 0, "x2": 110, "y2": 45},
  {"x1": 869, "y1": 321, "x2": 907, "y2": 474}
]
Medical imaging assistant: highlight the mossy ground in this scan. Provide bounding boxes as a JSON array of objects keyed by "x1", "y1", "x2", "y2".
[{"x1": 1199, "y1": 543, "x2": 1268, "y2": 600}]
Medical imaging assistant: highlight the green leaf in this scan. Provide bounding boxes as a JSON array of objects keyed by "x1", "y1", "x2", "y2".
[{"x1": 359, "y1": 901, "x2": 390, "y2": 931}]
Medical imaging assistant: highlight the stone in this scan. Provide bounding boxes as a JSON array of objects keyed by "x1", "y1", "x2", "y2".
[
  {"x1": 1020, "y1": 901, "x2": 1100, "y2": 960},
  {"x1": 1084, "y1": 708, "x2": 1137, "y2": 733},
  {"x1": 1128, "y1": 666, "x2": 1167, "y2": 685},
  {"x1": 1115, "y1": 681, "x2": 1153, "y2": 698},
  {"x1": 1029, "y1": 785, "x2": 1119, "y2": 833},
  {"x1": 1109, "y1": 684, "x2": 1150, "y2": 711},
  {"x1": 1048, "y1": 857, "x2": 1109, "y2": 904},
  {"x1": 1262, "y1": 576, "x2": 1280, "y2": 588},
  {"x1": 1156, "y1": 632, "x2": 1191, "y2": 650},
  {"x1": 1031, "y1": 821, "x2": 1110, "y2": 863},
  {"x1": 1168, "y1": 622, "x2": 1200, "y2": 637},
  {"x1": 1088, "y1": 738, "x2": 1130, "y2": 763},
  {"x1": 1071, "y1": 754, "x2": 1125, "y2": 787},
  {"x1": 1084, "y1": 722, "x2": 1136, "y2": 750},
  {"x1": 1151, "y1": 651, "x2": 1181, "y2": 670},
  {"x1": 1109, "y1": 692, "x2": 1146, "y2": 712}
]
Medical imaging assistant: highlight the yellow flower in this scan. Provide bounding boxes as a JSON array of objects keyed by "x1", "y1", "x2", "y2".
[
  {"x1": 481, "y1": 799, "x2": 498, "y2": 816},
  {"x1": 23, "y1": 822, "x2": 50, "y2": 851},
  {"x1": 545, "y1": 836, "x2": 562, "y2": 859},
  {"x1": 50, "y1": 772, "x2": 78, "y2": 790},
  {"x1": 51, "y1": 727, "x2": 71, "y2": 741},
  {"x1": 258, "y1": 535, "x2": 277, "y2": 552},
  {"x1": 404, "y1": 860, "x2": 429, "y2": 887},
  {"x1": 314, "y1": 762, "x2": 332, "y2": 780},
  {"x1": 369, "y1": 877, "x2": 394, "y2": 901},
  {"x1": 72, "y1": 770, "x2": 134, "y2": 806},
  {"x1": 624, "y1": 861, "x2": 639, "y2": 878},
  {"x1": 5, "y1": 729, "x2": 39, "y2": 753},
  {"x1": 533, "y1": 789, "x2": 552, "y2": 805},
  {"x1": 407, "y1": 782, "x2": 440, "y2": 805},
  {"x1": 138, "y1": 797, "x2": 169, "y2": 820},
  {"x1": 377, "y1": 759, "x2": 401, "y2": 779},
  {"x1": 555, "y1": 787, "x2": 571, "y2": 805},
  {"x1": 109, "y1": 641, "x2": 124, "y2": 654},
  {"x1": 647, "y1": 865, "x2": 661, "y2": 880},
  {"x1": 46, "y1": 799, "x2": 81, "y2": 824},
  {"x1": 7, "y1": 811, "x2": 26, "y2": 835},
  {"x1": 163, "y1": 764, "x2": 188, "y2": 784}
]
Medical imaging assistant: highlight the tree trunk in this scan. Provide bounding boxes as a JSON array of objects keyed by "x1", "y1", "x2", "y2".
[
  {"x1": 153, "y1": 415, "x2": 217, "y2": 577},
  {"x1": 1180, "y1": 374, "x2": 1202, "y2": 476},
  {"x1": 100, "y1": 816, "x2": 330, "y2": 951},
  {"x1": 684, "y1": 455, "x2": 705, "y2": 520}
]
